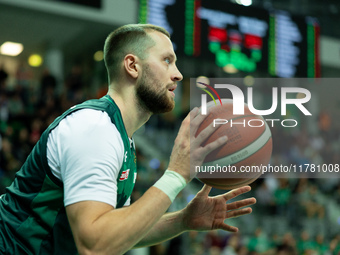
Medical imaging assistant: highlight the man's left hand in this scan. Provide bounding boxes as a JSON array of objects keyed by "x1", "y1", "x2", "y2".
[{"x1": 181, "y1": 185, "x2": 256, "y2": 233}]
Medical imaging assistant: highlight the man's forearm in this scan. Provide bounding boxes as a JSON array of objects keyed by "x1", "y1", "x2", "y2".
[
  {"x1": 134, "y1": 210, "x2": 187, "y2": 248},
  {"x1": 67, "y1": 187, "x2": 174, "y2": 255}
]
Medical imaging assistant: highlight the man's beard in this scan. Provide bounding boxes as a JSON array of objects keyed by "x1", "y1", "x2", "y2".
[{"x1": 136, "y1": 65, "x2": 175, "y2": 114}]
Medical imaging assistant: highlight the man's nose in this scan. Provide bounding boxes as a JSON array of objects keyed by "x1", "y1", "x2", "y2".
[{"x1": 171, "y1": 66, "x2": 183, "y2": 82}]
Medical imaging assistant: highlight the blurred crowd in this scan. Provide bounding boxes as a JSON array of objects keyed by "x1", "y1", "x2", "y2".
[
  {"x1": 0, "y1": 64, "x2": 92, "y2": 192},
  {"x1": 0, "y1": 63, "x2": 340, "y2": 255}
]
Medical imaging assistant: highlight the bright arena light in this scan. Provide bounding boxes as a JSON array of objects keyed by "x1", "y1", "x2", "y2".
[
  {"x1": 236, "y1": 0, "x2": 252, "y2": 6},
  {"x1": 244, "y1": 75, "x2": 255, "y2": 86},
  {"x1": 94, "y1": 50, "x2": 104, "y2": 62},
  {"x1": 223, "y1": 64, "x2": 238, "y2": 73},
  {"x1": 28, "y1": 54, "x2": 43, "y2": 67},
  {"x1": 196, "y1": 76, "x2": 210, "y2": 88},
  {"x1": 0, "y1": 42, "x2": 24, "y2": 56}
]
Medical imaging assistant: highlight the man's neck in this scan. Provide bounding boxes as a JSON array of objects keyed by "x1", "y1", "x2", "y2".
[{"x1": 107, "y1": 88, "x2": 151, "y2": 138}]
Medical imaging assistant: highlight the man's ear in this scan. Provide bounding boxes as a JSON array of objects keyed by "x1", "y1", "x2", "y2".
[{"x1": 123, "y1": 54, "x2": 140, "y2": 79}]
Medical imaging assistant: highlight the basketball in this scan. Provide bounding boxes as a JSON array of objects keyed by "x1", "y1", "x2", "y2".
[{"x1": 195, "y1": 99, "x2": 272, "y2": 190}]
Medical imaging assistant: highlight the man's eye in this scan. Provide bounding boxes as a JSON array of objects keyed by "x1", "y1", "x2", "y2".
[{"x1": 165, "y1": 58, "x2": 170, "y2": 64}]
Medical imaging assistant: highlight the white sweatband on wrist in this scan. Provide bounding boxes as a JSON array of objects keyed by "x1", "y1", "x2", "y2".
[{"x1": 153, "y1": 170, "x2": 187, "y2": 202}]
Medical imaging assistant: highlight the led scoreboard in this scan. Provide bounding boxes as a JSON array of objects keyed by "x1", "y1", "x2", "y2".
[{"x1": 139, "y1": 0, "x2": 320, "y2": 77}]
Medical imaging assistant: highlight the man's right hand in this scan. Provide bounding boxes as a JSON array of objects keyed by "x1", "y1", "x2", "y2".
[{"x1": 167, "y1": 107, "x2": 228, "y2": 183}]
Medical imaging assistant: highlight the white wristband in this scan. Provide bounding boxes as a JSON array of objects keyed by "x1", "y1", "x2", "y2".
[{"x1": 153, "y1": 170, "x2": 187, "y2": 202}]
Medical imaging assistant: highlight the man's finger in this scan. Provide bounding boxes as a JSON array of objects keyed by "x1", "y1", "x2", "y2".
[
  {"x1": 223, "y1": 186, "x2": 252, "y2": 201},
  {"x1": 227, "y1": 198, "x2": 256, "y2": 210},
  {"x1": 193, "y1": 120, "x2": 218, "y2": 145},
  {"x1": 219, "y1": 223, "x2": 239, "y2": 233},
  {"x1": 189, "y1": 107, "x2": 199, "y2": 118},
  {"x1": 197, "y1": 184, "x2": 212, "y2": 196},
  {"x1": 225, "y1": 207, "x2": 253, "y2": 219},
  {"x1": 199, "y1": 135, "x2": 228, "y2": 157},
  {"x1": 190, "y1": 109, "x2": 210, "y2": 136}
]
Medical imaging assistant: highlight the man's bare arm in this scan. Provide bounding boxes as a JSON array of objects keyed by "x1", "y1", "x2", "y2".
[
  {"x1": 134, "y1": 185, "x2": 256, "y2": 248},
  {"x1": 66, "y1": 187, "x2": 172, "y2": 255},
  {"x1": 133, "y1": 211, "x2": 185, "y2": 248}
]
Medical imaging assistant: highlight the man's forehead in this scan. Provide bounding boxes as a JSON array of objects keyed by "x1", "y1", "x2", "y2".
[
  {"x1": 147, "y1": 31, "x2": 176, "y2": 55},
  {"x1": 148, "y1": 31, "x2": 172, "y2": 47}
]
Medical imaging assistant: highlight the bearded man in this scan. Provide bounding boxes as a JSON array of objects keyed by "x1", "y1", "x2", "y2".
[{"x1": 0, "y1": 24, "x2": 256, "y2": 255}]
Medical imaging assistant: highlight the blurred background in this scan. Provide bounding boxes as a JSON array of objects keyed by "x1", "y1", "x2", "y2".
[{"x1": 0, "y1": 0, "x2": 340, "y2": 254}]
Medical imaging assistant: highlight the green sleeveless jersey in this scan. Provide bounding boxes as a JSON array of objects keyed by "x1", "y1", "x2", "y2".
[{"x1": 0, "y1": 95, "x2": 137, "y2": 254}]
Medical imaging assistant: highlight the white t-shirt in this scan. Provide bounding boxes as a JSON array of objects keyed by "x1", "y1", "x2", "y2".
[{"x1": 46, "y1": 109, "x2": 130, "y2": 208}]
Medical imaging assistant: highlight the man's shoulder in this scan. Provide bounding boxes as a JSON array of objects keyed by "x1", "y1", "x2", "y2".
[
  {"x1": 49, "y1": 108, "x2": 125, "y2": 154},
  {"x1": 69, "y1": 97, "x2": 114, "y2": 113}
]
